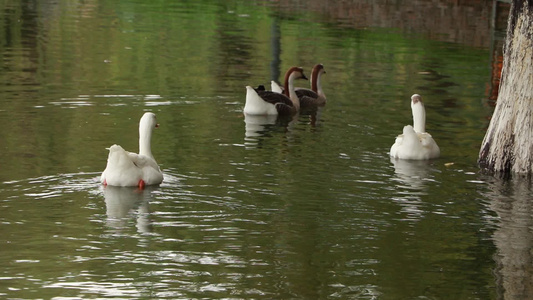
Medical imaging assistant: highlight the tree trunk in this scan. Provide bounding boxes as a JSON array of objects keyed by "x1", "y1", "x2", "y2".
[{"x1": 479, "y1": 0, "x2": 533, "y2": 174}]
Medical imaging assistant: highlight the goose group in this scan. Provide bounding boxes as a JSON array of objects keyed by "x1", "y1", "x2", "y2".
[
  {"x1": 271, "y1": 63, "x2": 327, "y2": 108},
  {"x1": 100, "y1": 65, "x2": 440, "y2": 189},
  {"x1": 244, "y1": 66, "x2": 308, "y2": 115}
]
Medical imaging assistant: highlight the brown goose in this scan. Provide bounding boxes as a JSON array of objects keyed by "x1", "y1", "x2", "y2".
[{"x1": 271, "y1": 64, "x2": 327, "y2": 108}]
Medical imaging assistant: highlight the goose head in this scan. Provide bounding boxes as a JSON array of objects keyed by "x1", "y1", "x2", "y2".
[
  {"x1": 283, "y1": 66, "x2": 308, "y2": 97},
  {"x1": 140, "y1": 112, "x2": 159, "y2": 131},
  {"x1": 411, "y1": 94, "x2": 426, "y2": 133}
]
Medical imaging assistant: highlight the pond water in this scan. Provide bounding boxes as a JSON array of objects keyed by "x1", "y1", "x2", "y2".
[{"x1": 1, "y1": 0, "x2": 531, "y2": 299}]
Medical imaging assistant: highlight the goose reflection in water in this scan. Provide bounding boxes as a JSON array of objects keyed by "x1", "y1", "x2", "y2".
[
  {"x1": 305, "y1": 106, "x2": 324, "y2": 128},
  {"x1": 390, "y1": 157, "x2": 435, "y2": 190},
  {"x1": 103, "y1": 185, "x2": 155, "y2": 233},
  {"x1": 243, "y1": 113, "x2": 297, "y2": 149},
  {"x1": 390, "y1": 157, "x2": 436, "y2": 220}
]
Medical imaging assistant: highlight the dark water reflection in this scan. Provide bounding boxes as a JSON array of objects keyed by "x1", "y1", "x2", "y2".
[
  {"x1": 0, "y1": 0, "x2": 521, "y2": 299},
  {"x1": 486, "y1": 177, "x2": 533, "y2": 300},
  {"x1": 274, "y1": 0, "x2": 493, "y2": 48}
]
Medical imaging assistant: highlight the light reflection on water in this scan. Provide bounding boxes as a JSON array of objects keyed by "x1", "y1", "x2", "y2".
[
  {"x1": 1, "y1": 169, "x2": 499, "y2": 299},
  {"x1": 47, "y1": 94, "x2": 202, "y2": 109}
]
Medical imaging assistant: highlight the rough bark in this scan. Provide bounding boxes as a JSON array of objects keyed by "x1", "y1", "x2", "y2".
[{"x1": 479, "y1": 0, "x2": 533, "y2": 174}]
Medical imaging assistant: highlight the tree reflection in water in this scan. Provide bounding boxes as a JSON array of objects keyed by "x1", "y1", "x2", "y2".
[{"x1": 485, "y1": 176, "x2": 533, "y2": 299}]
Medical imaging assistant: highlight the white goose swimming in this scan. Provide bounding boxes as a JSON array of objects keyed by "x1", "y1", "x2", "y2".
[
  {"x1": 271, "y1": 63, "x2": 327, "y2": 108},
  {"x1": 244, "y1": 66, "x2": 307, "y2": 115},
  {"x1": 390, "y1": 94, "x2": 440, "y2": 160},
  {"x1": 101, "y1": 112, "x2": 164, "y2": 188}
]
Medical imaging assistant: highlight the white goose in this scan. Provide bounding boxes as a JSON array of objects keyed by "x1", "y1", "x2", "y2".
[
  {"x1": 390, "y1": 94, "x2": 440, "y2": 160},
  {"x1": 271, "y1": 63, "x2": 327, "y2": 108},
  {"x1": 244, "y1": 66, "x2": 307, "y2": 115},
  {"x1": 101, "y1": 112, "x2": 164, "y2": 188}
]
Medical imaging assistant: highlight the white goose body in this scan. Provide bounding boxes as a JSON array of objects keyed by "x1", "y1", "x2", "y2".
[
  {"x1": 101, "y1": 112, "x2": 163, "y2": 188},
  {"x1": 271, "y1": 80, "x2": 283, "y2": 93},
  {"x1": 390, "y1": 94, "x2": 440, "y2": 160},
  {"x1": 244, "y1": 86, "x2": 280, "y2": 115},
  {"x1": 244, "y1": 67, "x2": 307, "y2": 115}
]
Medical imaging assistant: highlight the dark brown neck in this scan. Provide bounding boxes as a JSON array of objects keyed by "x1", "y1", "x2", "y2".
[
  {"x1": 283, "y1": 67, "x2": 299, "y2": 97},
  {"x1": 283, "y1": 75, "x2": 290, "y2": 97},
  {"x1": 311, "y1": 68, "x2": 319, "y2": 93}
]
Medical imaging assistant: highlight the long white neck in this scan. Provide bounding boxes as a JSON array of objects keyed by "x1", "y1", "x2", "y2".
[
  {"x1": 314, "y1": 72, "x2": 325, "y2": 99},
  {"x1": 412, "y1": 101, "x2": 426, "y2": 133},
  {"x1": 139, "y1": 122, "x2": 154, "y2": 158},
  {"x1": 286, "y1": 72, "x2": 300, "y2": 111}
]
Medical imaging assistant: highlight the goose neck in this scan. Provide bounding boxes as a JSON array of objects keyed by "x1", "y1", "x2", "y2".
[
  {"x1": 313, "y1": 72, "x2": 325, "y2": 98},
  {"x1": 284, "y1": 72, "x2": 300, "y2": 110},
  {"x1": 412, "y1": 103, "x2": 426, "y2": 133},
  {"x1": 139, "y1": 125, "x2": 154, "y2": 158}
]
